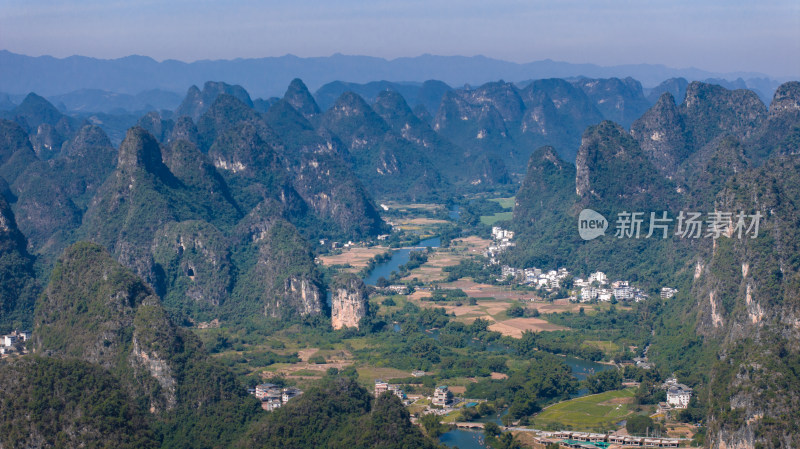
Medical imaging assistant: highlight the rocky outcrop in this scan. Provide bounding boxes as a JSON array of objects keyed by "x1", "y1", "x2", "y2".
[
  {"x1": 331, "y1": 275, "x2": 368, "y2": 329},
  {"x1": 321, "y1": 91, "x2": 444, "y2": 199},
  {"x1": 689, "y1": 156, "x2": 800, "y2": 448},
  {"x1": 31, "y1": 242, "x2": 260, "y2": 445},
  {"x1": 176, "y1": 81, "x2": 254, "y2": 121},
  {"x1": 681, "y1": 82, "x2": 768, "y2": 150},
  {"x1": 284, "y1": 276, "x2": 323, "y2": 317},
  {"x1": 137, "y1": 111, "x2": 174, "y2": 143},
  {"x1": 572, "y1": 77, "x2": 651, "y2": 127},
  {"x1": 151, "y1": 220, "x2": 232, "y2": 308},
  {"x1": 646, "y1": 77, "x2": 689, "y2": 104},
  {"x1": 575, "y1": 121, "x2": 675, "y2": 207},
  {"x1": 0, "y1": 195, "x2": 37, "y2": 329},
  {"x1": 263, "y1": 97, "x2": 386, "y2": 238},
  {"x1": 630, "y1": 92, "x2": 690, "y2": 178},
  {"x1": 284, "y1": 78, "x2": 321, "y2": 121}
]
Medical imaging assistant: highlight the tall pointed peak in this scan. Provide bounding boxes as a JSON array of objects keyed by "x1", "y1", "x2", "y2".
[
  {"x1": 117, "y1": 126, "x2": 166, "y2": 174},
  {"x1": 284, "y1": 78, "x2": 321, "y2": 119},
  {"x1": 12, "y1": 92, "x2": 64, "y2": 129}
]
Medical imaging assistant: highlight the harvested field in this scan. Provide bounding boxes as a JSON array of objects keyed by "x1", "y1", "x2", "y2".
[
  {"x1": 318, "y1": 246, "x2": 388, "y2": 270},
  {"x1": 488, "y1": 317, "x2": 569, "y2": 337},
  {"x1": 441, "y1": 279, "x2": 536, "y2": 302}
]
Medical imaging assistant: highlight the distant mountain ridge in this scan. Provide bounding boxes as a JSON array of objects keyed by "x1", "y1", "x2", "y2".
[{"x1": 0, "y1": 50, "x2": 785, "y2": 100}]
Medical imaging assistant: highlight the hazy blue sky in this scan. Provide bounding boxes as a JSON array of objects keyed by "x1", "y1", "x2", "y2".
[{"x1": 1, "y1": 0, "x2": 798, "y2": 77}]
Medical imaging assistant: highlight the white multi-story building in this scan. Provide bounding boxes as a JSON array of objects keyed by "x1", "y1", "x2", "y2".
[
  {"x1": 492, "y1": 227, "x2": 514, "y2": 241},
  {"x1": 589, "y1": 271, "x2": 608, "y2": 285},
  {"x1": 3, "y1": 335, "x2": 18, "y2": 347},
  {"x1": 663, "y1": 377, "x2": 693, "y2": 409},
  {"x1": 666, "y1": 388, "x2": 692, "y2": 409},
  {"x1": 580, "y1": 287, "x2": 597, "y2": 302},
  {"x1": 374, "y1": 380, "x2": 389, "y2": 397},
  {"x1": 613, "y1": 285, "x2": 634, "y2": 301},
  {"x1": 661, "y1": 287, "x2": 678, "y2": 299},
  {"x1": 432, "y1": 385, "x2": 452, "y2": 406}
]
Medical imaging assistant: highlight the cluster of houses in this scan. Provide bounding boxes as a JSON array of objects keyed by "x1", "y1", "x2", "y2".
[
  {"x1": 1, "y1": 330, "x2": 30, "y2": 355},
  {"x1": 485, "y1": 226, "x2": 516, "y2": 262},
  {"x1": 374, "y1": 380, "x2": 408, "y2": 401},
  {"x1": 574, "y1": 272, "x2": 649, "y2": 303},
  {"x1": 660, "y1": 288, "x2": 678, "y2": 299},
  {"x1": 662, "y1": 377, "x2": 693, "y2": 409},
  {"x1": 546, "y1": 431, "x2": 680, "y2": 448},
  {"x1": 251, "y1": 383, "x2": 303, "y2": 411},
  {"x1": 500, "y1": 266, "x2": 570, "y2": 291}
]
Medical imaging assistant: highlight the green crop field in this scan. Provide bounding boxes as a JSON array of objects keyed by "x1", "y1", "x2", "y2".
[
  {"x1": 489, "y1": 197, "x2": 516, "y2": 209},
  {"x1": 531, "y1": 388, "x2": 637, "y2": 431},
  {"x1": 480, "y1": 211, "x2": 513, "y2": 225}
]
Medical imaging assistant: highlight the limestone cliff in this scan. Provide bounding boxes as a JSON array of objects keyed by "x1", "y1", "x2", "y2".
[{"x1": 331, "y1": 275, "x2": 368, "y2": 330}]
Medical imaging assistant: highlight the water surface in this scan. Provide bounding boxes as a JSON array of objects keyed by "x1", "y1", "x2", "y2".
[{"x1": 363, "y1": 236, "x2": 440, "y2": 285}]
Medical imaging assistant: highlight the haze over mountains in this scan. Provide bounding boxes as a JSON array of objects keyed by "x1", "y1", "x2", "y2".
[{"x1": 0, "y1": 50, "x2": 787, "y2": 104}]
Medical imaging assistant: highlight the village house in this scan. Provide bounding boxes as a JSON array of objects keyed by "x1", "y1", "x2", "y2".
[
  {"x1": 588, "y1": 271, "x2": 608, "y2": 285},
  {"x1": 374, "y1": 380, "x2": 389, "y2": 397},
  {"x1": 597, "y1": 288, "x2": 614, "y2": 302},
  {"x1": 491, "y1": 226, "x2": 514, "y2": 241},
  {"x1": 579, "y1": 287, "x2": 597, "y2": 302},
  {"x1": 613, "y1": 281, "x2": 634, "y2": 301},
  {"x1": 374, "y1": 379, "x2": 405, "y2": 400},
  {"x1": 253, "y1": 383, "x2": 302, "y2": 411},
  {"x1": 432, "y1": 385, "x2": 452, "y2": 406},
  {"x1": 254, "y1": 383, "x2": 281, "y2": 399},
  {"x1": 3, "y1": 334, "x2": 17, "y2": 347},
  {"x1": 386, "y1": 285, "x2": 409, "y2": 294},
  {"x1": 663, "y1": 377, "x2": 693, "y2": 409},
  {"x1": 282, "y1": 387, "x2": 302, "y2": 404},
  {"x1": 1, "y1": 330, "x2": 31, "y2": 355},
  {"x1": 660, "y1": 287, "x2": 678, "y2": 299},
  {"x1": 387, "y1": 384, "x2": 406, "y2": 400}
]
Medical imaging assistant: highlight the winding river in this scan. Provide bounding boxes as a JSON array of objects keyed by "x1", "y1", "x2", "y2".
[
  {"x1": 359, "y1": 229, "x2": 611, "y2": 448},
  {"x1": 362, "y1": 236, "x2": 441, "y2": 285}
]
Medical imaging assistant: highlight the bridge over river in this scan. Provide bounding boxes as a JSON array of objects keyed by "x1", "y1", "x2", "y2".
[{"x1": 453, "y1": 422, "x2": 485, "y2": 429}]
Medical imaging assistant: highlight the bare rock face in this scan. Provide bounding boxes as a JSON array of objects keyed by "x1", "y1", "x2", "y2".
[
  {"x1": 283, "y1": 276, "x2": 323, "y2": 317},
  {"x1": 331, "y1": 275, "x2": 368, "y2": 330}
]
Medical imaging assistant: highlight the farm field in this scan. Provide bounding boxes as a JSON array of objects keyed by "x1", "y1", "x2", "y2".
[{"x1": 531, "y1": 388, "x2": 637, "y2": 431}]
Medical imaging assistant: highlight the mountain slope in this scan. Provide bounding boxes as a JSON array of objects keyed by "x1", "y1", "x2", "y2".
[
  {"x1": 0, "y1": 195, "x2": 38, "y2": 332},
  {"x1": 263, "y1": 85, "x2": 385, "y2": 238},
  {"x1": 321, "y1": 91, "x2": 444, "y2": 200},
  {"x1": 33, "y1": 241, "x2": 262, "y2": 447}
]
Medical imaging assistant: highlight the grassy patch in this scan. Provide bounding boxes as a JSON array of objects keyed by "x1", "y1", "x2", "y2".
[
  {"x1": 581, "y1": 340, "x2": 620, "y2": 355},
  {"x1": 532, "y1": 388, "x2": 636, "y2": 431},
  {"x1": 356, "y1": 366, "x2": 413, "y2": 384},
  {"x1": 489, "y1": 197, "x2": 515, "y2": 209},
  {"x1": 289, "y1": 369, "x2": 324, "y2": 377},
  {"x1": 480, "y1": 211, "x2": 513, "y2": 226}
]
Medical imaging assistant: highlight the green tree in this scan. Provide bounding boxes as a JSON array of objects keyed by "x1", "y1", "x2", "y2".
[{"x1": 484, "y1": 421, "x2": 501, "y2": 437}]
